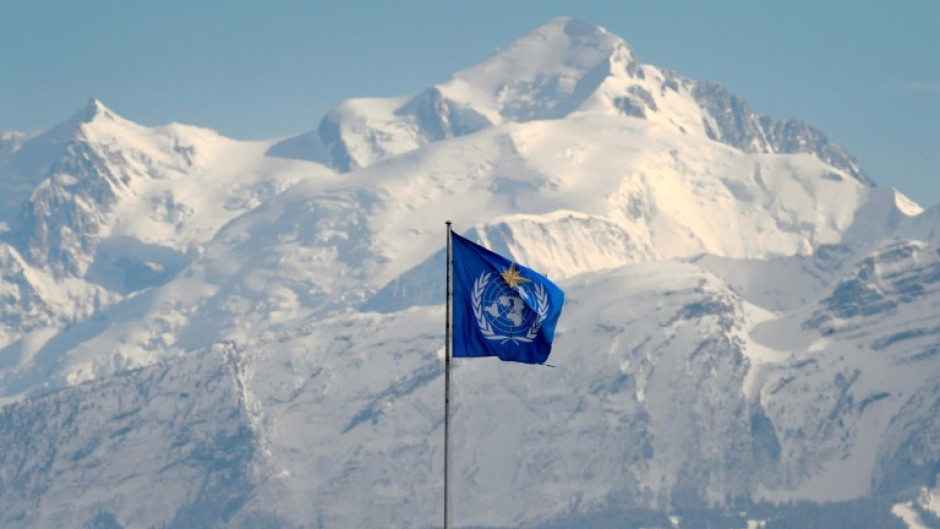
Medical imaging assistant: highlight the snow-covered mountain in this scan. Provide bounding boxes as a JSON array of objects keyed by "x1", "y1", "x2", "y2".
[
  {"x1": 293, "y1": 18, "x2": 870, "y2": 187},
  {"x1": 1, "y1": 16, "x2": 938, "y2": 529}
]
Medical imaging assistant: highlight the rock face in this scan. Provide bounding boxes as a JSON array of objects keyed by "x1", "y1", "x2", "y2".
[
  {"x1": 0, "y1": 344, "x2": 259, "y2": 529},
  {"x1": 0, "y1": 16, "x2": 938, "y2": 529}
]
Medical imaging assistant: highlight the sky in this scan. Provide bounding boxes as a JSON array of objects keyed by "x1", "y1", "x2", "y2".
[{"x1": 2, "y1": 0, "x2": 938, "y2": 205}]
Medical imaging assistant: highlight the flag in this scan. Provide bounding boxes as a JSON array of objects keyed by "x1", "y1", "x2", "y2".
[{"x1": 450, "y1": 232, "x2": 565, "y2": 364}]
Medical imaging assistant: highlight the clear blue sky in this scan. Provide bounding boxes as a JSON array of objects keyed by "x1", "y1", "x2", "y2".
[{"x1": 2, "y1": 0, "x2": 938, "y2": 205}]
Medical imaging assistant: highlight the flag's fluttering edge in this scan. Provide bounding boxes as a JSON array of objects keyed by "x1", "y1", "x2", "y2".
[{"x1": 451, "y1": 233, "x2": 565, "y2": 364}]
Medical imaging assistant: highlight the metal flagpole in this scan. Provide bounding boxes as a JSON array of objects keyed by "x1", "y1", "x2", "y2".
[{"x1": 444, "y1": 220, "x2": 453, "y2": 529}]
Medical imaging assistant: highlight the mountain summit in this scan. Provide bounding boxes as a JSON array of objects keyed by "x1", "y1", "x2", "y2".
[
  {"x1": 303, "y1": 17, "x2": 870, "y2": 186},
  {"x1": 428, "y1": 16, "x2": 635, "y2": 123},
  {"x1": 0, "y1": 18, "x2": 938, "y2": 529},
  {"x1": 69, "y1": 97, "x2": 116, "y2": 125}
]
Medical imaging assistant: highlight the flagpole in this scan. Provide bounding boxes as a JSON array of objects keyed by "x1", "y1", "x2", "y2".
[{"x1": 444, "y1": 220, "x2": 453, "y2": 529}]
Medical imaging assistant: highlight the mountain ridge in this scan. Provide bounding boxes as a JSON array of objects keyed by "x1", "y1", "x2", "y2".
[{"x1": 289, "y1": 17, "x2": 873, "y2": 189}]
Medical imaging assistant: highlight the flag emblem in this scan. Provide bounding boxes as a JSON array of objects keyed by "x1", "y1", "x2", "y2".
[{"x1": 471, "y1": 269, "x2": 549, "y2": 343}]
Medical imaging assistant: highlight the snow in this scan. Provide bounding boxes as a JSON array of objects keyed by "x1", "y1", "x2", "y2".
[
  {"x1": 915, "y1": 486, "x2": 940, "y2": 519},
  {"x1": 893, "y1": 503, "x2": 932, "y2": 529},
  {"x1": 894, "y1": 188, "x2": 925, "y2": 216}
]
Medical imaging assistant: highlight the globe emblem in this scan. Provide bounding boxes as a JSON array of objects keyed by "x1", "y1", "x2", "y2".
[{"x1": 481, "y1": 280, "x2": 537, "y2": 336}]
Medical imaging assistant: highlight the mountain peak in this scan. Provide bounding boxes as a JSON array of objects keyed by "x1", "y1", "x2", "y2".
[
  {"x1": 33, "y1": 98, "x2": 133, "y2": 146},
  {"x1": 416, "y1": 16, "x2": 635, "y2": 127},
  {"x1": 454, "y1": 16, "x2": 629, "y2": 87},
  {"x1": 311, "y1": 16, "x2": 871, "y2": 191},
  {"x1": 532, "y1": 16, "x2": 611, "y2": 41},
  {"x1": 72, "y1": 97, "x2": 117, "y2": 125}
]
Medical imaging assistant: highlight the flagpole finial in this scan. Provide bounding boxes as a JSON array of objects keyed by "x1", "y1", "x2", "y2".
[{"x1": 446, "y1": 220, "x2": 451, "y2": 226}]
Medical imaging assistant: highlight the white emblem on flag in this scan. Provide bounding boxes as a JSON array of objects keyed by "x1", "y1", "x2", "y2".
[{"x1": 471, "y1": 271, "x2": 549, "y2": 344}]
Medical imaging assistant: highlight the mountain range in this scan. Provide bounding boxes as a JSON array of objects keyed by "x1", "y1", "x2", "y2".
[{"x1": 1, "y1": 17, "x2": 939, "y2": 529}]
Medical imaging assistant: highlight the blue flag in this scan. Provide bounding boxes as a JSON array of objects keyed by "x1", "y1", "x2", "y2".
[{"x1": 451, "y1": 233, "x2": 565, "y2": 364}]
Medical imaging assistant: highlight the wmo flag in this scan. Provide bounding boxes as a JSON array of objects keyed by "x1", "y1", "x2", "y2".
[{"x1": 450, "y1": 232, "x2": 565, "y2": 364}]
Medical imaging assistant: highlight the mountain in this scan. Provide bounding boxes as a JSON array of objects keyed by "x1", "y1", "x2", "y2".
[
  {"x1": 287, "y1": 18, "x2": 871, "y2": 189},
  {"x1": 1, "y1": 16, "x2": 939, "y2": 529}
]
